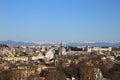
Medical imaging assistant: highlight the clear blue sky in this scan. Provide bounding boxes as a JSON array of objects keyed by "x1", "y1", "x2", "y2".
[{"x1": 0, "y1": 0, "x2": 120, "y2": 42}]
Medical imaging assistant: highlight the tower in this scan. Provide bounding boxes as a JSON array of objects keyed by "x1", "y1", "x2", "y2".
[{"x1": 59, "y1": 42, "x2": 67, "y2": 56}]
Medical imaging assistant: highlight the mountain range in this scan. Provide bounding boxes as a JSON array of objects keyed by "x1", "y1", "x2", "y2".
[{"x1": 0, "y1": 40, "x2": 120, "y2": 47}]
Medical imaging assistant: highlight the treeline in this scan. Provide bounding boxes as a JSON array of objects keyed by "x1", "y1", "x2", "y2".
[
  {"x1": 68, "y1": 46, "x2": 83, "y2": 51},
  {"x1": 0, "y1": 44, "x2": 9, "y2": 47},
  {"x1": 112, "y1": 47, "x2": 120, "y2": 51}
]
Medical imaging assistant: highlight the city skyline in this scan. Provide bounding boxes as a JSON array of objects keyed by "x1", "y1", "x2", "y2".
[{"x1": 0, "y1": 0, "x2": 120, "y2": 42}]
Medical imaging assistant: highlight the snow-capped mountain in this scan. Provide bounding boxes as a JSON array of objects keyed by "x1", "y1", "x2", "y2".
[{"x1": 0, "y1": 40, "x2": 120, "y2": 47}]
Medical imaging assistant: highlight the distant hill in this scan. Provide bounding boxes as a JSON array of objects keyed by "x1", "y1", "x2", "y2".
[
  {"x1": 0, "y1": 40, "x2": 37, "y2": 46},
  {"x1": 66, "y1": 42, "x2": 120, "y2": 47},
  {"x1": 0, "y1": 40, "x2": 120, "y2": 47}
]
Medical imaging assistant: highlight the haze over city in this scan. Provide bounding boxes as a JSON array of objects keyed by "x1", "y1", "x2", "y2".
[{"x1": 0, "y1": 0, "x2": 120, "y2": 42}]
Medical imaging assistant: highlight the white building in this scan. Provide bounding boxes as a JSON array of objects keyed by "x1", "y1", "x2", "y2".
[
  {"x1": 86, "y1": 46, "x2": 112, "y2": 52},
  {"x1": 45, "y1": 49, "x2": 54, "y2": 61},
  {"x1": 93, "y1": 68, "x2": 104, "y2": 80}
]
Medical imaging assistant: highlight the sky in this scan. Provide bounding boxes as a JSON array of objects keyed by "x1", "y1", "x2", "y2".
[{"x1": 0, "y1": 0, "x2": 120, "y2": 42}]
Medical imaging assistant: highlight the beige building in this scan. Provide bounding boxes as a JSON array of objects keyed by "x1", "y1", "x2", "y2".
[
  {"x1": 2, "y1": 56, "x2": 28, "y2": 61},
  {"x1": 0, "y1": 64, "x2": 41, "y2": 80}
]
